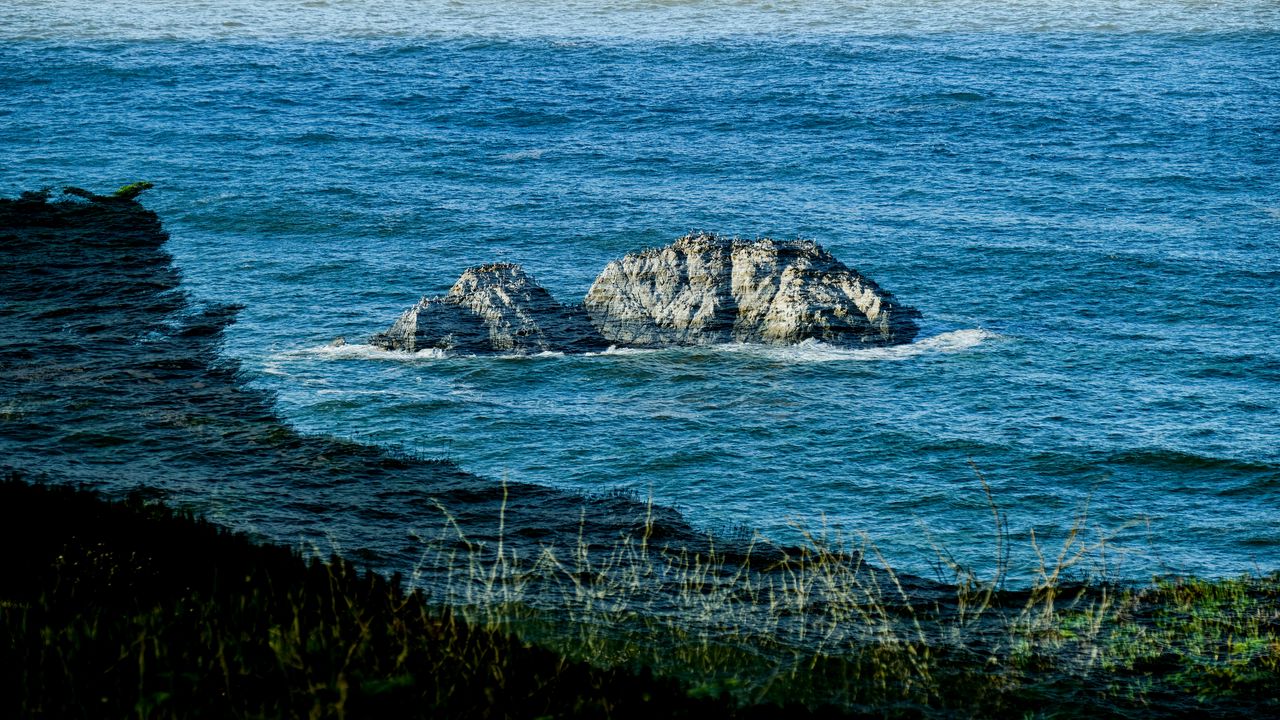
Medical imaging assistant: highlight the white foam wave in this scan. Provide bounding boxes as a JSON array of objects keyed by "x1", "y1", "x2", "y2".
[
  {"x1": 280, "y1": 329, "x2": 995, "y2": 365},
  {"x1": 588, "y1": 329, "x2": 997, "y2": 362},
  {"x1": 711, "y1": 328, "x2": 997, "y2": 362},
  {"x1": 586, "y1": 345, "x2": 656, "y2": 357},
  {"x1": 287, "y1": 343, "x2": 450, "y2": 361}
]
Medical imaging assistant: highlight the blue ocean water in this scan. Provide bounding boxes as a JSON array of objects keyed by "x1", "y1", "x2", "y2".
[{"x1": 3, "y1": 2, "x2": 1279, "y2": 580}]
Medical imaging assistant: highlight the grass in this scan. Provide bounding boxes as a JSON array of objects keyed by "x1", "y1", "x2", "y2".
[
  {"x1": 405, "y1": 479, "x2": 1278, "y2": 717},
  {"x1": 1, "y1": 473, "x2": 811, "y2": 719},
  {"x1": 400, "y1": 477, "x2": 1279, "y2": 717},
  {"x1": 7, "y1": 471, "x2": 1272, "y2": 718}
]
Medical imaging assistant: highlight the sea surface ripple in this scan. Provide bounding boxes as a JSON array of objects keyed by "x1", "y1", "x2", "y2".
[{"x1": 2, "y1": 4, "x2": 1278, "y2": 580}]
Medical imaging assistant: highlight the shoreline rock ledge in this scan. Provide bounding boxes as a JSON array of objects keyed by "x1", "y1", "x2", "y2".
[
  {"x1": 584, "y1": 233, "x2": 920, "y2": 348},
  {"x1": 372, "y1": 234, "x2": 920, "y2": 354},
  {"x1": 370, "y1": 263, "x2": 606, "y2": 354}
]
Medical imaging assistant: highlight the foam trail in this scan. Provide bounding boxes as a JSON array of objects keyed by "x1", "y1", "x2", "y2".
[
  {"x1": 590, "y1": 328, "x2": 997, "y2": 363},
  {"x1": 288, "y1": 343, "x2": 450, "y2": 361},
  {"x1": 288, "y1": 329, "x2": 996, "y2": 364},
  {"x1": 719, "y1": 328, "x2": 996, "y2": 362}
]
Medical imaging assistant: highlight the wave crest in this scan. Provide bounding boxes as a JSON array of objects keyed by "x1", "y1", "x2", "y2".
[
  {"x1": 288, "y1": 328, "x2": 994, "y2": 364},
  {"x1": 589, "y1": 328, "x2": 996, "y2": 362}
]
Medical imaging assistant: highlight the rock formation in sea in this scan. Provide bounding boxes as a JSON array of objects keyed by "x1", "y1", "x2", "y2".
[
  {"x1": 370, "y1": 263, "x2": 606, "y2": 354},
  {"x1": 374, "y1": 233, "x2": 919, "y2": 353},
  {"x1": 583, "y1": 233, "x2": 920, "y2": 347}
]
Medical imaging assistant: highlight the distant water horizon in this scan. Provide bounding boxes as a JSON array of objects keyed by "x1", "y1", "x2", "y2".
[
  {"x1": 2, "y1": 1, "x2": 1278, "y2": 582},
  {"x1": 6, "y1": 1, "x2": 1280, "y2": 39}
]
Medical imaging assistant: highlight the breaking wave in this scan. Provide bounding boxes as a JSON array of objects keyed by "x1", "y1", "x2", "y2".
[{"x1": 284, "y1": 328, "x2": 995, "y2": 365}]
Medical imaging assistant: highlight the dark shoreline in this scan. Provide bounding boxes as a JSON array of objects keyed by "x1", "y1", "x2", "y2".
[
  {"x1": 2, "y1": 473, "x2": 837, "y2": 718},
  {"x1": 0, "y1": 188, "x2": 718, "y2": 575}
]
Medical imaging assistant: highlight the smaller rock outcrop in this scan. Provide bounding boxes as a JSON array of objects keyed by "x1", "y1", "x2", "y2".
[
  {"x1": 370, "y1": 264, "x2": 605, "y2": 354},
  {"x1": 583, "y1": 233, "x2": 920, "y2": 347}
]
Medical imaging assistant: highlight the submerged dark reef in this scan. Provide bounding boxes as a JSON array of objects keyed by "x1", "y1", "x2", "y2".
[{"x1": 0, "y1": 187, "x2": 718, "y2": 578}]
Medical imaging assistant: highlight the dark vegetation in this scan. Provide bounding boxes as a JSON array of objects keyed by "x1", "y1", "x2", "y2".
[
  {"x1": 2, "y1": 472, "x2": 1276, "y2": 718},
  {"x1": 1, "y1": 187, "x2": 1277, "y2": 718},
  {"x1": 0, "y1": 474, "x2": 823, "y2": 719}
]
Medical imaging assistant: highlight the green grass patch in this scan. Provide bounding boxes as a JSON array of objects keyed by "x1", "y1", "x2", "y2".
[{"x1": 2, "y1": 474, "x2": 1277, "y2": 718}]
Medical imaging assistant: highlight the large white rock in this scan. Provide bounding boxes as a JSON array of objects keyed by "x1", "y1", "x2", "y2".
[{"x1": 583, "y1": 233, "x2": 919, "y2": 347}]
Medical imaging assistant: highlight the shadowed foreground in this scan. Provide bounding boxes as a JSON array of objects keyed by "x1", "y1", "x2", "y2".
[
  {"x1": 0, "y1": 475, "x2": 841, "y2": 719},
  {"x1": 3, "y1": 474, "x2": 1278, "y2": 719}
]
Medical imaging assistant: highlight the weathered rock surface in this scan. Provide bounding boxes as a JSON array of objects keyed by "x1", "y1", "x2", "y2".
[
  {"x1": 370, "y1": 263, "x2": 605, "y2": 354},
  {"x1": 374, "y1": 235, "x2": 919, "y2": 353},
  {"x1": 583, "y1": 233, "x2": 920, "y2": 347}
]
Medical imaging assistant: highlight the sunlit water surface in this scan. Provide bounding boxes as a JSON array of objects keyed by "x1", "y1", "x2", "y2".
[{"x1": 3, "y1": 1, "x2": 1278, "y2": 580}]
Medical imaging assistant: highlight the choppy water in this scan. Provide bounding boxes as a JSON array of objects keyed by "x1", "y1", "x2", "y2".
[{"x1": 3, "y1": 2, "x2": 1279, "y2": 580}]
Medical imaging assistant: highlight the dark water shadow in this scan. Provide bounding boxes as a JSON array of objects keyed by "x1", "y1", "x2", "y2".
[{"x1": 0, "y1": 190, "x2": 717, "y2": 578}]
